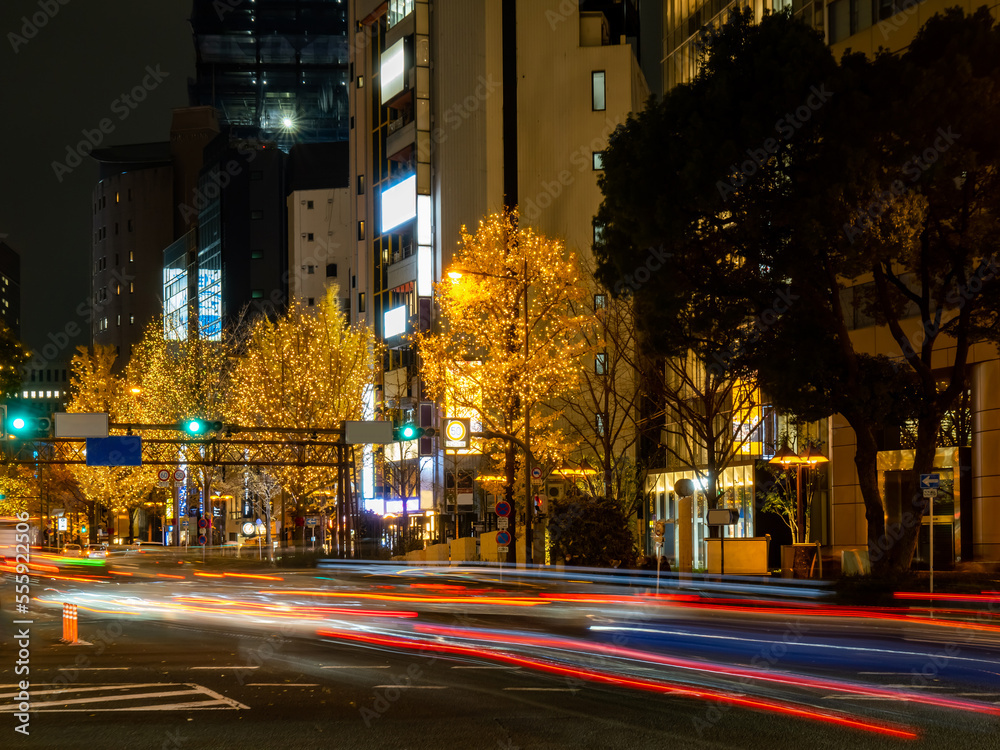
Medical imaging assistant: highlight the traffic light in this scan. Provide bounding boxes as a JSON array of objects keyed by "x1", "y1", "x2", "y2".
[
  {"x1": 392, "y1": 424, "x2": 438, "y2": 441},
  {"x1": 6, "y1": 413, "x2": 51, "y2": 437},
  {"x1": 179, "y1": 418, "x2": 223, "y2": 436}
]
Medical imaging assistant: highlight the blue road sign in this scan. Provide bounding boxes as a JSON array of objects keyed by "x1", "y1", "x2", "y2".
[
  {"x1": 920, "y1": 473, "x2": 940, "y2": 489},
  {"x1": 495, "y1": 501, "x2": 511, "y2": 518},
  {"x1": 496, "y1": 530, "x2": 511, "y2": 546},
  {"x1": 197, "y1": 535, "x2": 207, "y2": 545},
  {"x1": 86, "y1": 436, "x2": 142, "y2": 467}
]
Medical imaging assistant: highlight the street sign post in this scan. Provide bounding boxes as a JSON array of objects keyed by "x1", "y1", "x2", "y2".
[
  {"x1": 496, "y1": 530, "x2": 511, "y2": 546},
  {"x1": 921, "y1": 473, "x2": 940, "y2": 594},
  {"x1": 497, "y1": 517, "x2": 508, "y2": 530},
  {"x1": 494, "y1": 501, "x2": 511, "y2": 517}
]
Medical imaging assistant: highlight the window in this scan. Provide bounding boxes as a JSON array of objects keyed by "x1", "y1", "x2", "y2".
[
  {"x1": 593, "y1": 222, "x2": 605, "y2": 247},
  {"x1": 597, "y1": 413, "x2": 606, "y2": 436},
  {"x1": 129, "y1": 282, "x2": 134, "y2": 293},
  {"x1": 116, "y1": 314, "x2": 121, "y2": 326},
  {"x1": 251, "y1": 289, "x2": 264, "y2": 299},
  {"x1": 358, "y1": 175, "x2": 365, "y2": 195},
  {"x1": 595, "y1": 351, "x2": 607, "y2": 375},
  {"x1": 352, "y1": 275, "x2": 357, "y2": 288},
  {"x1": 357, "y1": 75, "x2": 364, "y2": 88},
  {"x1": 592, "y1": 71, "x2": 606, "y2": 111},
  {"x1": 251, "y1": 210, "x2": 264, "y2": 220},
  {"x1": 115, "y1": 224, "x2": 119, "y2": 236},
  {"x1": 358, "y1": 292, "x2": 366, "y2": 313},
  {"x1": 128, "y1": 188, "x2": 132, "y2": 201},
  {"x1": 307, "y1": 297, "x2": 315, "y2": 306},
  {"x1": 127, "y1": 219, "x2": 133, "y2": 232},
  {"x1": 307, "y1": 200, "x2": 314, "y2": 209},
  {"x1": 592, "y1": 152, "x2": 605, "y2": 170},
  {"x1": 358, "y1": 221, "x2": 366, "y2": 240},
  {"x1": 129, "y1": 251, "x2": 134, "y2": 262},
  {"x1": 594, "y1": 294, "x2": 606, "y2": 310},
  {"x1": 307, "y1": 265, "x2": 315, "y2": 274},
  {"x1": 326, "y1": 263, "x2": 337, "y2": 277},
  {"x1": 130, "y1": 315, "x2": 134, "y2": 325},
  {"x1": 307, "y1": 233, "x2": 314, "y2": 242},
  {"x1": 251, "y1": 249, "x2": 263, "y2": 259}
]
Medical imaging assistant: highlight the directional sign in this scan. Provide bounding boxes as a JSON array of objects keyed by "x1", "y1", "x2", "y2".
[
  {"x1": 496, "y1": 530, "x2": 511, "y2": 546},
  {"x1": 86, "y1": 436, "x2": 142, "y2": 467},
  {"x1": 920, "y1": 473, "x2": 940, "y2": 489},
  {"x1": 495, "y1": 501, "x2": 511, "y2": 518}
]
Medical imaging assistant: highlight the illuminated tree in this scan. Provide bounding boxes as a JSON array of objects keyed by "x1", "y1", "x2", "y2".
[
  {"x1": 65, "y1": 345, "x2": 157, "y2": 542},
  {"x1": 124, "y1": 317, "x2": 236, "y2": 540},
  {"x1": 229, "y1": 288, "x2": 378, "y2": 546},
  {"x1": 416, "y1": 209, "x2": 595, "y2": 562}
]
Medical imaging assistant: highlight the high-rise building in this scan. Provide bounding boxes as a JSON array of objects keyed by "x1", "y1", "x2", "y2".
[
  {"x1": 188, "y1": 0, "x2": 351, "y2": 148},
  {"x1": 89, "y1": 145, "x2": 174, "y2": 368},
  {"x1": 0, "y1": 240, "x2": 22, "y2": 338},
  {"x1": 348, "y1": 0, "x2": 649, "y2": 539},
  {"x1": 285, "y1": 142, "x2": 353, "y2": 316}
]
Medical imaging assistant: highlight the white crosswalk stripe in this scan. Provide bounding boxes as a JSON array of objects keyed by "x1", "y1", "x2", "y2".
[{"x1": 0, "y1": 683, "x2": 249, "y2": 712}]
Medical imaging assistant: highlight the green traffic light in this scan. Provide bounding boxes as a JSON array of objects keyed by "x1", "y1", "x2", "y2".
[
  {"x1": 186, "y1": 419, "x2": 204, "y2": 434},
  {"x1": 401, "y1": 425, "x2": 416, "y2": 439},
  {"x1": 11, "y1": 417, "x2": 25, "y2": 430}
]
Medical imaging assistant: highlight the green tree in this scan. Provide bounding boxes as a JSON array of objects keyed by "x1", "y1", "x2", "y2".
[
  {"x1": 594, "y1": 8, "x2": 1000, "y2": 575},
  {"x1": 547, "y1": 492, "x2": 637, "y2": 568}
]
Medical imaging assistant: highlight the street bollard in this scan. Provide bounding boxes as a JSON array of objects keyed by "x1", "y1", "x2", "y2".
[{"x1": 61, "y1": 603, "x2": 80, "y2": 644}]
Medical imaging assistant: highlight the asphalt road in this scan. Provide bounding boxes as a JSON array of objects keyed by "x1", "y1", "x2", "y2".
[{"x1": 3, "y1": 602, "x2": 998, "y2": 750}]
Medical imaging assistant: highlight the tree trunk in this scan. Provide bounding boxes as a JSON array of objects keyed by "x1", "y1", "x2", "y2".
[
  {"x1": 850, "y1": 419, "x2": 889, "y2": 576},
  {"x1": 894, "y1": 409, "x2": 941, "y2": 574}
]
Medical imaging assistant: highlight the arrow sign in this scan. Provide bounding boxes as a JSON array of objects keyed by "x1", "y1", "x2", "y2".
[
  {"x1": 920, "y1": 473, "x2": 940, "y2": 489},
  {"x1": 495, "y1": 501, "x2": 511, "y2": 518},
  {"x1": 496, "y1": 530, "x2": 511, "y2": 546}
]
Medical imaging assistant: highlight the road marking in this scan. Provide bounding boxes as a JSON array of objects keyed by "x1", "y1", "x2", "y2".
[
  {"x1": 0, "y1": 683, "x2": 249, "y2": 712},
  {"x1": 503, "y1": 688, "x2": 579, "y2": 692},
  {"x1": 321, "y1": 665, "x2": 390, "y2": 669},
  {"x1": 245, "y1": 683, "x2": 318, "y2": 687},
  {"x1": 57, "y1": 667, "x2": 128, "y2": 671},
  {"x1": 190, "y1": 666, "x2": 259, "y2": 670},
  {"x1": 372, "y1": 685, "x2": 447, "y2": 689}
]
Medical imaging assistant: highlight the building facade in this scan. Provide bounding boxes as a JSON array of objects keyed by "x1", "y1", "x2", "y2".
[
  {"x1": 348, "y1": 0, "x2": 649, "y2": 542},
  {"x1": 189, "y1": 0, "x2": 351, "y2": 148},
  {"x1": 89, "y1": 145, "x2": 175, "y2": 368},
  {"x1": 0, "y1": 240, "x2": 22, "y2": 338}
]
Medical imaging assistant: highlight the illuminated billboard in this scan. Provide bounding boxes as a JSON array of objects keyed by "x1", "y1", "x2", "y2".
[
  {"x1": 381, "y1": 174, "x2": 416, "y2": 233},
  {"x1": 380, "y1": 38, "x2": 406, "y2": 104}
]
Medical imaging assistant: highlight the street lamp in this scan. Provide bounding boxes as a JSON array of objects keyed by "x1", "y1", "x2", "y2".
[
  {"x1": 769, "y1": 443, "x2": 828, "y2": 543},
  {"x1": 447, "y1": 256, "x2": 534, "y2": 564}
]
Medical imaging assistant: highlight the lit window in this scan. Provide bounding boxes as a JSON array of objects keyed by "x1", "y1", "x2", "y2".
[
  {"x1": 129, "y1": 251, "x2": 134, "y2": 262},
  {"x1": 252, "y1": 289, "x2": 264, "y2": 299},
  {"x1": 594, "y1": 294, "x2": 606, "y2": 310},
  {"x1": 593, "y1": 222, "x2": 605, "y2": 247},
  {"x1": 251, "y1": 249, "x2": 264, "y2": 259},
  {"x1": 130, "y1": 282, "x2": 134, "y2": 293},
  {"x1": 597, "y1": 414, "x2": 605, "y2": 436},
  {"x1": 358, "y1": 292, "x2": 366, "y2": 313},
  {"x1": 130, "y1": 315, "x2": 135, "y2": 324},
  {"x1": 46, "y1": 391, "x2": 52, "y2": 398},
  {"x1": 592, "y1": 71, "x2": 606, "y2": 111},
  {"x1": 357, "y1": 75, "x2": 364, "y2": 89},
  {"x1": 595, "y1": 352, "x2": 607, "y2": 375},
  {"x1": 592, "y1": 152, "x2": 605, "y2": 170},
  {"x1": 30, "y1": 391, "x2": 36, "y2": 398},
  {"x1": 22, "y1": 391, "x2": 27, "y2": 398},
  {"x1": 358, "y1": 221, "x2": 366, "y2": 241}
]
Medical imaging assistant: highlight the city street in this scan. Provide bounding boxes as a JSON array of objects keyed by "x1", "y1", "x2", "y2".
[{"x1": 3, "y1": 563, "x2": 999, "y2": 749}]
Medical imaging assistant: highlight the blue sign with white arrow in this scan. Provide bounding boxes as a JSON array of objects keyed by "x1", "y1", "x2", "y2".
[{"x1": 920, "y1": 473, "x2": 940, "y2": 489}]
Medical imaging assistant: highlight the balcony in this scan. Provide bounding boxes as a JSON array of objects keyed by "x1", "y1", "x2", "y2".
[
  {"x1": 387, "y1": 247, "x2": 418, "y2": 290},
  {"x1": 386, "y1": 118, "x2": 416, "y2": 161}
]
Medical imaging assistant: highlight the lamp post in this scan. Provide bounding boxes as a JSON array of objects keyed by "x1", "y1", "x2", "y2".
[{"x1": 769, "y1": 443, "x2": 828, "y2": 543}]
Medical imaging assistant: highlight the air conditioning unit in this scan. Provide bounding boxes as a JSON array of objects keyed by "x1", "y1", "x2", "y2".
[{"x1": 546, "y1": 482, "x2": 565, "y2": 501}]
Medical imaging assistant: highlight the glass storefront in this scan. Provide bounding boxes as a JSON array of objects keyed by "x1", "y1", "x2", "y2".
[{"x1": 647, "y1": 463, "x2": 756, "y2": 570}]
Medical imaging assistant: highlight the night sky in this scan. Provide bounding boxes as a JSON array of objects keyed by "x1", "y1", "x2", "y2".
[{"x1": 0, "y1": 0, "x2": 195, "y2": 358}]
